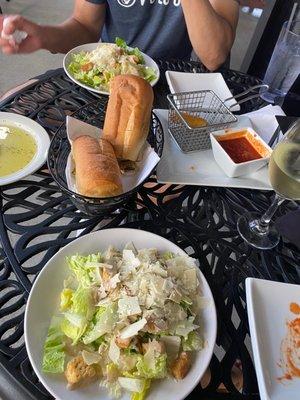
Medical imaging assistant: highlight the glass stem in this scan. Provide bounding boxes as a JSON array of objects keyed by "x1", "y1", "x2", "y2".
[{"x1": 257, "y1": 194, "x2": 285, "y2": 233}]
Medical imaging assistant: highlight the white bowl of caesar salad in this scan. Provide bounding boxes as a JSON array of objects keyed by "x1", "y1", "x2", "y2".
[
  {"x1": 64, "y1": 38, "x2": 160, "y2": 95},
  {"x1": 24, "y1": 228, "x2": 217, "y2": 400}
]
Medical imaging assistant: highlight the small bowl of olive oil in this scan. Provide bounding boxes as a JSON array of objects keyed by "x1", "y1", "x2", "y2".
[
  {"x1": 0, "y1": 112, "x2": 50, "y2": 186},
  {"x1": 0, "y1": 125, "x2": 37, "y2": 177}
]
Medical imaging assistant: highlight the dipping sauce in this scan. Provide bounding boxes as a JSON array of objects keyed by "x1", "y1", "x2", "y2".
[
  {"x1": 217, "y1": 130, "x2": 268, "y2": 164},
  {"x1": 0, "y1": 125, "x2": 37, "y2": 177},
  {"x1": 180, "y1": 112, "x2": 208, "y2": 128},
  {"x1": 278, "y1": 302, "x2": 300, "y2": 382},
  {"x1": 290, "y1": 302, "x2": 300, "y2": 315}
]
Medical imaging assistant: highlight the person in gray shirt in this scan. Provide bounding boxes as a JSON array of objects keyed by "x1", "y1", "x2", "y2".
[{"x1": 0, "y1": 0, "x2": 239, "y2": 71}]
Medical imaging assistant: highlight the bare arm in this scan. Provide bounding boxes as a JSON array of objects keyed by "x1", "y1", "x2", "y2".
[
  {"x1": 181, "y1": 0, "x2": 239, "y2": 71},
  {"x1": 0, "y1": 0, "x2": 105, "y2": 54},
  {"x1": 42, "y1": 0, "x2": 106, "y2": 53}
]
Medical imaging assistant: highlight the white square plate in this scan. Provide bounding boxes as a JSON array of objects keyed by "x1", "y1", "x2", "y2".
[
  {"x1": 246, "y1": 278, "x2": 300, "y2": 400},
  {"x1": 165, "y1": 71, "x2": 240, "y2": 112},
  {"x1": 155, "y1": 109, "x2": 272, "y2": 191}
]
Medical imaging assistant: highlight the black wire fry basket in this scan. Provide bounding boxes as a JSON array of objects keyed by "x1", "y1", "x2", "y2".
[{"x1": 167, "y1": 85, "x2": 269, "y2": 153}]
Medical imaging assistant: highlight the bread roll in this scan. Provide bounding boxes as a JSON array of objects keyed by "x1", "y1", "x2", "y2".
[
  {"x1": 103, "y1": 74, "x2": 154, "y2": 162},
  {"x1": 73, "y1": 136, "x2": 122, "y2": 198}
]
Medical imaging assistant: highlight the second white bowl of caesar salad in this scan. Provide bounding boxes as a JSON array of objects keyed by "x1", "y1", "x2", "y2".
[{"x1": 64, "y1": 38, "x2": 160, "y2": 95}]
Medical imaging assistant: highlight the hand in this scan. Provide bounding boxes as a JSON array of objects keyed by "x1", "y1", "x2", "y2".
[{"x1": 0, "y1": 15, "x2": 44, "y2": 54}]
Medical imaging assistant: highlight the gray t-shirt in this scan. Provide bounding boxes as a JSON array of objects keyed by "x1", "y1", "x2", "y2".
[{"x1": 86, "y1": 0, "x2": 192, "y2": 60}]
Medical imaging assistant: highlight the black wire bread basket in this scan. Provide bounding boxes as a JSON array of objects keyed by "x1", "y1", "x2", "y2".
[{"x1": 47, "y1": 97, "x2": 164, "y2": 216}]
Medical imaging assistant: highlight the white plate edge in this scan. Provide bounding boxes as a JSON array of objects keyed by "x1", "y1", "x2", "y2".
[
  {"x1": 246, "y1": 278, "x2": 271, "y2": 400},
  {"x1": 156, "y1": 176, "x2": 272, "y2": 191}
]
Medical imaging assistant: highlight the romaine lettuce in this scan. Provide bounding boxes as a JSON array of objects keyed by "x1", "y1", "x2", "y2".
[
  {"x1": 107, "y1": 362, "x2": 119, "y2": 382},
  {"x1": 131, "y1": 379, "x2": 151, "y2": 400},
  {"x1": 82, "y1": 303, "x2": 117, "y2": 344},
  {"x1": 60, "y1": 288, "x2": 73, "y2": 311},
  {"x1": 182, "y1": 330, "x2": 203, "y2": 351},
  {"x1": 115, "y1": 37, "x2": 144, "y2": 64},
  {"x1": 99, "y1": 378, "x2": 122, "y2": 398},
  {"x1": 115, "y1": 37, "x2": 127, "y2": 49},
  {"x1": 60, "y1": 317, "x2": 86, "y2": 344},
  {"x1": 162, "y1": 251, "x2": 174, "y2": 261},
  {"x1": 173, "y1": 316, "x2": 199, "y2": 338},
  {"x1": 71, "y1": 286, "x2": 95, "y2": 320},
  {"x1": 67, "y1": 253, "x2": 102, "y2": 287},
  {"x1": 42, "y1": 317, "x2": 65, "y2": 373},
  {"x1": 135, "y1": 354, "x2": 167, "y2": 379},
  {"x1": 60, "y1": 286, "x2": 95, "y2": 344},
  {"x1": 67, "y1": 255, "x2": 92, "y2": 287},
  {"x1": 118, "y1": 377, "x2": 145, "y2": 393},
  {"x1": 142, "y1": 67, "x2": 157, "y2": 83}
]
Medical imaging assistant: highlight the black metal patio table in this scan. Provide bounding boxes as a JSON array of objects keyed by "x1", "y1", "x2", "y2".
[{"x1": 0, "y1": 60, "x2": 299, "y2": 400}]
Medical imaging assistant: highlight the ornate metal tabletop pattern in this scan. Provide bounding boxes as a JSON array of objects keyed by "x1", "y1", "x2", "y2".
[{"x1": 0, "y1": 61, "x2": 299, "y2": 400}]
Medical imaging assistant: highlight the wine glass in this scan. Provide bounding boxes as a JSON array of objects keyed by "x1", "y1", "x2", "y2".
[{"x1": 237, "y1": 119, "x2": 300, "y2": 249}]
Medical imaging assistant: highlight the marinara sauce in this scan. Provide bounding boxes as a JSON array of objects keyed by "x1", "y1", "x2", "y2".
[{"x1": 217, "y1": 130, "x2": 265, "y2": 164}]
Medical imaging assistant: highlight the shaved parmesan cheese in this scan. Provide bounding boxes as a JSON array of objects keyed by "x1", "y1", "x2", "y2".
[
  {"x1": 143, "y1": 344, "x2": 156, "y2": 370},
  {"x1": 118, "y1": 377, "x2": 144, "y2": 393},
  {"x1": 145, "y1": 292, "x2": 155, "y2": 309},
  {"x1": 119, "y1": 318, "x2": 147, "y2": 340},
  {"x1": 90, "y1": 266, "x2": 102, "y2": 284},
  {"x1": 96, "y1": 297, "x2": 111, "y2": 306},
  {"x1": 82, "y1": 350, "x2": 102, "y2": 365},
  {"x1": 124, "y1": 242, "x2": 137, "y2": 254},
  {"x1": 174, "y1": 316, "x2": 199, "y2": 338},
  {"x1": 106, "y1": 273, "x2": 120, "y2": 291},
  {"x1": 85, "y1": 261, "x2": 113, "y2": 269},
  {"x1": 169, "y1": 289, "x2": 182, "y2": 303},
  {"x1": 98, "y1": 342, "x2": 108, "y2": 354},
  {"x1": 149, "y1": 262, "x2": 168, "y2": 277},
  {"x1": 123, "y1": 250, "x2": 140, "y2": 268},
  {"x1": 182, "y1": 269, "x2": 198, "y2": 292},
  {"x1": 98, "y1": 285, "x2": 107, "y2": 299},
  {"x1": 109, "y1": 337, "x2": 120, "y2": 364},
  {"x1": 162, "y1": 278, "x2": 174, "y2": 293},
  {"x1": 150, "y1": 275, "x2": 165, "y2": 294},
  {"x1": 160, "y1": 336, "x2": 181, "y2": 361},
  {"x1": 118, "y1": 296, "x2": 141, "y2": 318},
  {"x1": 104, "y1": 246, "x2": 121, "y2": 264},
  {"x1": 167, "y1": 256, "x2": 196, "y2": 279},
  {"x1": 137, "y1": 248, "x2": 158, "y2": 263}
]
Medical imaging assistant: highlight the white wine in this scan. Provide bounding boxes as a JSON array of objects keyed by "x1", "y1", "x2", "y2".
[
  {"x1": 269, "y1": 142, "x2": 300, "y2": 200},
  {"x1": 238, "y1": 120, "x2": 300, "y2": 250}
]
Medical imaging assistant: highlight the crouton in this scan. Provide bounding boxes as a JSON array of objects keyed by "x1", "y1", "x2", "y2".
[
  {"x1": 81, "y1": 62, "x2": 94, "y2": 72},
  {"x1": 65, "y1": 355, "x2": 98, "y2": 390},
  {"x1": 115, "y1": 336, "x2": 131, "y2": 349},
  {"x1": 102, "y1": 267, "x2": 111, "y2": 282},
  {"x1": 170, "y1": 352, "x2": 191, "y2": 380},
  {"x1": 145, "y1": 319, "x2": 161, "y2": 333}
]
